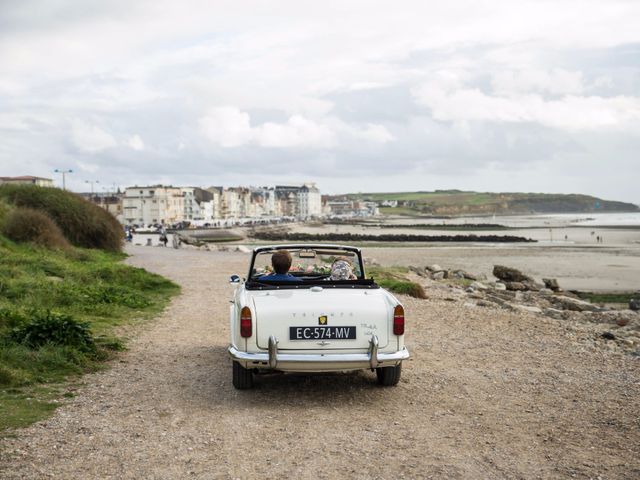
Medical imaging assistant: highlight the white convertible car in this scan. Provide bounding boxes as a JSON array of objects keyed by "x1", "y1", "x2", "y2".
[{"x1": 228, "y1": 244, "x2": 409, "y2": 389}]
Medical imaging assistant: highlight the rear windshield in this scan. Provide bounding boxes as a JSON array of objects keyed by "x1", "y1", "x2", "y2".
[{"x1": 250, "y1": 248, "x2": 363, "y2": 282}]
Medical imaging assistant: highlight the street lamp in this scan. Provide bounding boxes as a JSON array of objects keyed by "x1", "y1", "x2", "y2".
[
  {"x1": 85, "y1": 180, "x2": 99, "y2": 195},
  {"x1": 54, "y1": 169, "x2": 73, "y2": 190}
]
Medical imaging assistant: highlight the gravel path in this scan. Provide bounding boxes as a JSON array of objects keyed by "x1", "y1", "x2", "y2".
[{"x1": 1, "y1": 246, "x2": 639, "y2": 479}]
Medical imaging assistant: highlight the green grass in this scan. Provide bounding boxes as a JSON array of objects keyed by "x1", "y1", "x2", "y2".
[
  {"x1": 367, "y1": 266, "x2": 427, "y2": 299},
  {"x1": 0, "y1": 389, "x2": 60, "y2": 430},
  {"x1": 0, "y1": 235, "x2": 179, "y2": 431},
  {"x1": 377, "y1": 279, "x2": 427, "y2": 298},
  {"x1": 347, "y1": 190, "x2": 639, "y2": 215},
  {"x1": 378, "y1": 206, "x2": 423, "y2": 216},
  {"x1": 575, "y1": 292, "x2": 636, "y2": 304},
  {"x1": 0, "y1": 184, "x2": 123, "y2": 251}
]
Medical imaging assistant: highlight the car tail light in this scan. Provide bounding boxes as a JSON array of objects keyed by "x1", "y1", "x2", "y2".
[
  {"x1": 240, "y1": 306, "x2": 252, "y2": 338},
  {"x1": 393, "y1": 305, "x2": 405, "y2": 335}
]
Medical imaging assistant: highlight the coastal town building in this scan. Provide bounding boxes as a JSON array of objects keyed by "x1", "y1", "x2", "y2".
[
  {"x1": 204, "y1": 187, "x2": 223, "y2": 220},
  {"x1": 1, "y1": 174, "x2": 374, "y2": 224},
  {"x1": 180, "y1": 187, "x2": 212, "y2": 222},
  {"x1": 322, "y1": 196, "x2": 380, "y2": 217},
  {"x1": 122, "y1": 186, "x2": 185, "y2": 226},
  {"x1": 88, "y1": 182, "x2": 338, "y2": 226},
  {"x1": 274, "y1": 183, "x2": 321, "y2": 219},
  {"x1": 0, "y1": 176, "x2": 54, "y2": 187}
]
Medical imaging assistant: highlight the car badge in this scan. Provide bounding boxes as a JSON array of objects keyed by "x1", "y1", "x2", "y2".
[{"x1": 318, "y1": 315, "x2": 328, "y2": 325}]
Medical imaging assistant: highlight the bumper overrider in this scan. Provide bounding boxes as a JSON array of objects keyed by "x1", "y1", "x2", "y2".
[{"x1": 228, "y1": 334, "x2": 409, "y2": 372}]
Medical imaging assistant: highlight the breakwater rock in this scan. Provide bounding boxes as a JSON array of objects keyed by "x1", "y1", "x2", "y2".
[
  {"x1": 408, "y1": 262, "x2": 640, "y2": 354},
  {"x1": 251, "y1": 232, "x2": 536, "y2": 243}
]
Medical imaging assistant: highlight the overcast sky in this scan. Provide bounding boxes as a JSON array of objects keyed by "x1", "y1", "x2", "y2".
[{"x1": 1, "y1": 0, "x2": 639, "y2": 202}]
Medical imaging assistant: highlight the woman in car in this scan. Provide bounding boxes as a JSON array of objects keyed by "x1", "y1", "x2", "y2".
[{"x1": 330, "y1": 258, "x2": 357, "y2": 280}]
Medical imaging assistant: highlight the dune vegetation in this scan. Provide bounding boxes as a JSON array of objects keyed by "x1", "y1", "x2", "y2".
[
  {"x1": 0, "y1": 186, "x2": 179, "y2": 430},
  {"x1": 366, "y1": 266, "x2": 427, "y2": 299},
  {"x1": 0, "y1": 184, "x2": 123, "y2": 251}
]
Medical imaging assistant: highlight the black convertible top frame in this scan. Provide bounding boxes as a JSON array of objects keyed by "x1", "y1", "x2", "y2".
[{"x1": 246, "y1": 244, "x2": 367, "y2": 286}]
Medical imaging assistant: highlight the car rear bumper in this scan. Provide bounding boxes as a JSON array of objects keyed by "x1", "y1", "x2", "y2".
[{"x1": 228, "y1": 334, "x2": 409, "y2": 372}]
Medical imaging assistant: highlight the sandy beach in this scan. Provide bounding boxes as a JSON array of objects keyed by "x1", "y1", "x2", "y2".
[
  {"x1": 276, "y1": 214, "x2": 640, "y2": 292},
  {"x1": 131, "y1": 213, "x2": 640, "y2": 293}
]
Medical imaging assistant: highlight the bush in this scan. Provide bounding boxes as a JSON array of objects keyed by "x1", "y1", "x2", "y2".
[
  {"x1": 9, "y1": 310, "x2": 95, "y2": 353},
  {"x1": 378, "y1": 279, "x2": 427, "y2": 299},
  {"x1": 0, "y1": 306, "x2": 28, "y2": 330},
  {"x1": 1, "y1": 207, "x2": 70, "y2": 250},
  {"x1": 0, "y1": 200, "x2": 11, "y2": 224},
  {"x1": 0, "y1": 185, "x2": 122, "y2": 252}
]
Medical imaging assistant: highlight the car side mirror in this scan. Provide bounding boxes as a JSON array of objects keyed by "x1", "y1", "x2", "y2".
[{"x1": 229, "y1": 275, "x2": 241, "y2": 284}]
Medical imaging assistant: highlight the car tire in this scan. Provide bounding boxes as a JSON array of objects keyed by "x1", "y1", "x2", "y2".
[
  {"x1": 232, "y1": 361, "x2": 254, "y2": 389},
  {"x1": 376, "y1": 362, "x2": 402, "y2": 386}
]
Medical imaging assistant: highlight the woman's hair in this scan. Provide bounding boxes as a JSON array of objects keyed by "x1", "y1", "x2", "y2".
[
  {"x1": 271, "y1": 250, "x2": 293, "y2": 274},
  {"x1": 330, "y1": 259, "x2": 354, "y2": 280}
]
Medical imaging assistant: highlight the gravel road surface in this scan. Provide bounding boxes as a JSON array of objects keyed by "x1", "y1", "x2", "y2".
[{"x1": 1, "y1": 246, "x2": 638, "y2": 479}]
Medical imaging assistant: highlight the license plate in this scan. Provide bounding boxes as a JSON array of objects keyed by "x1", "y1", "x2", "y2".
[{"x1": 289, "y1": 326, "x2": 356, "y2": 340}]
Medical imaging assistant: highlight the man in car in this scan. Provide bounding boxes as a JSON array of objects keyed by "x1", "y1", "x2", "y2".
[{"x1": 258, "y1": 250, "x2": 302, "y2": 282}]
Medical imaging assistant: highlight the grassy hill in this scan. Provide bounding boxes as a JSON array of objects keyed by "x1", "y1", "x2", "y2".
[
  {"x1": 341, "y1": 190, "x2": 639, "y2": 216},
  {"x1": 0, "y1": 187, "x2": 179, "y2": 430}
]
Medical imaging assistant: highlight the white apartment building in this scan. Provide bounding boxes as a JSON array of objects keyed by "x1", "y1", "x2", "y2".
[
  {"x1": 205, "y1": 187, "x2": 222, "y2": 220},
  {"x1": 221, "y1": 189, "x2": 241, "y2": 219},
  {"x1": 297, "y1": 183, "x2": 322, "y2": 218},
  {"x1": 118, "y1": 182, "x2": 324, "y2": 225},
  {"x1": 122, "y1": 186, "x2": 184, "y2": 226},
  {"x1": 180, "y1": 187, "x2": 213, "y2": 222},
  {"x1": 181, "y1": 187, "x2": 202, "y2": 221}
]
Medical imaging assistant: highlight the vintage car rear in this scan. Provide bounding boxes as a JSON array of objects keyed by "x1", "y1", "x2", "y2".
[{"x1": 227, "y1": 245, "x2": 409, "y2": 389}]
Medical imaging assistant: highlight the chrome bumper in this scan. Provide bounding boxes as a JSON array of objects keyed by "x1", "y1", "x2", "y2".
[{"x1": 228, "y1": 334, "x2": 409, "y2": 371}]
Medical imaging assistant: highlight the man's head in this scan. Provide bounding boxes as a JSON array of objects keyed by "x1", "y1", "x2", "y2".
[{"x1": 271, "y1": 250, "x2": 293, "y2": 274}]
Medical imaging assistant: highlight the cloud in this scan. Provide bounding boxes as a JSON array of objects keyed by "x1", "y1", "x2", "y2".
[
  {"x1": 1, "y1": 1, "x2": 640, "y2": 202},
  {"x1": 412, "y1": 79, "x2": 640, "y2": 130},
  {"x1": 127, "y1": 134, "x2": 145, "y2": 151},
  {"x1": 256, "y1": 115, "x2": 335, "y2": 148},
  {"x1": 491, "y1": 69, "x2": 585, "y2": 95},
  {"x1": 71, "y1": 121, "x2": 117, "y2": 152},
  {"x1": 77, "y1": 161, "x2": 99, "y2": 173},
  {"x1": 198, "y1": 107, "x2": 254, "y2": 148},
  {"x1": 198, "y1": 107, "x2": 393, "y2": 148}
]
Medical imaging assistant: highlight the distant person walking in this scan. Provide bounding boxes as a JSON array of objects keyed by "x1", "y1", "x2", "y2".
[{"x1": 159, "y1": 226, "x2": 168, "y2": 247}]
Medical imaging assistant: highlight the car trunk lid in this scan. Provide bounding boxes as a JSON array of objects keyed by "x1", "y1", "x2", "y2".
[{"x1": 251, "y1": 288, "x2": 390, "y2": 350}]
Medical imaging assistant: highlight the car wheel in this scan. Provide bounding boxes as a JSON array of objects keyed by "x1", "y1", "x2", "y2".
[
  {"x1": 232, "y1": 361, "x2": 254, "y2": 389},
  {"x1": 376, "y1": 362, "x2": 402, "y2": 386}
]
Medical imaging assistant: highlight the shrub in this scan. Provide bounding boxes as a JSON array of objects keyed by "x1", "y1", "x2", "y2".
[
  {"x1": 378, "y1": 279, "x2": 427, "y2": 299},
  {"x1": 0, "y1": 185, "x2": 122, "y2": 252},
  {"x1": 0, "y1": 200, "x2": 11, "y2": 225},
  {"x1": 9, "y1": 310, "x2": 96, "y2": 353},
  {"x1": 1, "y1": 207, "x2": 70, "y2": 250},
  {"x1": 0, "y1": 306, "x2": 28, "y2": 330}
]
